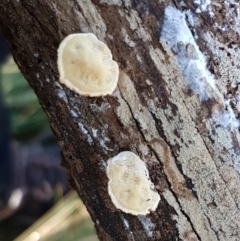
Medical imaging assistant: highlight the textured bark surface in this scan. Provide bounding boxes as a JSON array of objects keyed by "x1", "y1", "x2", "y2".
[{"x1": 1, "y1": 0, "x2": 240, "y2": 240}]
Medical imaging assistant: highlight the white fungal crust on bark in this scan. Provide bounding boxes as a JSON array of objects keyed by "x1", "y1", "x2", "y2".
[
  {"x1": 57, "y1": 33, "x2": 119, "y2": 97},
  {"x1": 106, "y1": 151, "x2": 160, "y2": 215}
]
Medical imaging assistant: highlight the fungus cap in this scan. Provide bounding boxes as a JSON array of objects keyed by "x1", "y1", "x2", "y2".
[
  {"x1": 107, "y1": 151, "x2": 160, "y2": 215},
  {"x1": 57, "y1": 33, "x2": 119, "y2": 97}
]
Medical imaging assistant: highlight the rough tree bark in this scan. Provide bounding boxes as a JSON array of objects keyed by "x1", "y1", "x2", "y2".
[{"x1": 0, "y1": 0, "x2": 240, "y2": 240}]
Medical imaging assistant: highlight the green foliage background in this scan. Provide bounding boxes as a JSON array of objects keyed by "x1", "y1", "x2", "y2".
[
  {"x1": 1, "y1": 59, "x2": 48, "y2": 142},
  {"x1": 0, "y1": 59, "x2": 96, "y2": 241}
]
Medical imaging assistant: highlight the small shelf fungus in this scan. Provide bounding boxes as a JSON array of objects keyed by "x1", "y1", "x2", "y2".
[
  {"x1": 107, "y1": 151, "x2": 160, "y2": 215},
  {"x1": 57, "y1": 33, "x2": 119, "y2": 97}
]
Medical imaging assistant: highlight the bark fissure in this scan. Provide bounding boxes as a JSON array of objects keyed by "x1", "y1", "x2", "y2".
[
  {"x1": 117, "y1": 85, "x2": 147, "y2": 143},
  {"x1": 74, "y1": 1, "x2": 92, "y2": 32},
  {"x1": 150, "y1": 146, "x2": 202, "y2": 241}
]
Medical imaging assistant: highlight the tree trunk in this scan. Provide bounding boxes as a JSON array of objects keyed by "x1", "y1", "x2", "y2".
[{"x1": 0, "y1": 0, "x2": 240, "y2": 240}]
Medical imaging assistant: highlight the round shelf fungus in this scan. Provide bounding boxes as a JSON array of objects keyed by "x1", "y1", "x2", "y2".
[
  {"x1": 57, "y1": 33, "x2": 119, "y2": 97},
  {"x1": 107, "y1": 151, "x2": 160, "y2": 215}
]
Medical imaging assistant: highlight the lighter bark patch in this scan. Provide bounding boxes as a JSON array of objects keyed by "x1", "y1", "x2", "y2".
[
  {"x1": 118, "y1": 71, "x2": 159, "y2": 142},
  {"x1": 204, "y1": 32, "x2": 240, "y2": 130},
  {"x1": 117, "y1": 72, "x2": 218, "y2": 239},
  {"x1": 162, "y1": 189, "x2": 200, "y2": 241},
  {"x1": 118, "y1": 9, "x2": 152, "y2": 42},
  {"x1": 100, "y1": 0, "x2": 122, "y2": 6},
  {"x1": 115, "y1": 90, "x2": 133, "y2": 126},
  {"x1": 76, "y1": 0, "x2": 107, "y2": 41},
  {"x1": 121, "y1": 28, "x2": 136, "y2": 47}
]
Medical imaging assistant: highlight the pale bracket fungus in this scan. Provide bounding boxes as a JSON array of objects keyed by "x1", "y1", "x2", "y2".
[
  {"x1": 57, "y1": 33, "x2": 119, "y2": 97},
  {"x1": 107, "y1": 151, "x2": 160, "y2": 215}
]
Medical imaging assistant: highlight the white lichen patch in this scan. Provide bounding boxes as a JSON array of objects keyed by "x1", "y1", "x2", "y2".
[
  {"x1": 223, "y1": 0, "x2": 240, "y2": 34},
  {"x1": 107, "y1": 151, "x2": 160, "y2": 215},
  {"x1": 120, "y1": 215, "x2": 134, "y2": 237},
  {"x1": 122, "y1": 28, "x2": 136, "y2": 47},
  {"x1": 184, "y1": 10, "x2": 199, "y2": 39},
  {"x1": 160, "y1": 6, "x2": 215, "y2": 101},
  {"x1": 99, "y1": 159, "x2": 107, "y2": 171},
  {"x1": 92, "y1": 128, "x2": 98, "y2": 138},
  {"x1": 70, "y1": 109, "x2": 79, "y2": 118},
  {"x1": 34, "y1": 52, "x2": 39, "y2": 58},
  {"x1": 215, "y1": 22, "x2": 229, "y2": 32},
  {"x1": 100, "y1": 139, "x2": 113, "y2": 152},
  {"x1": 78, "y1": 123, "x2": 93, "y2": 145},
  {"x1": 184, "y1": 10, "x2": 199, "y2": 28},
  {"x1": 213, "y1": 103, "x2": 240, "y2": 130},
  {"x1": 138, "y1": 216, "x2": 154, "y2": 238},
  {"x1": 194, "y1": 0, "x2": 214, "y2": 16},
  {"x1": 203, "y1": 33, "x2": 239, "y2": 95},
  {"x1": 57, "y1": 33, "x2": 119, "y2": 97},
  {"x1": 55, "y1": 81, "x2": 63, "y2": 89},
  {"x1": 96, "y1": 125, "x2": 114, "y2": 153},
  {"x1": 203, "y1": 32, "x2": 240, "y2": 130},
  {"x1": 56, "y1": 89, "x2": 68, "y2": 103},
  {"x1": 100, "y1": 0, "x2": 122, "y2": 6},
  {"x1": 121, "y1": 216, "x2": 130, "y2": 229},
  {"x1": 89, "y1": 102, "x2": 110, "y2": 112}
]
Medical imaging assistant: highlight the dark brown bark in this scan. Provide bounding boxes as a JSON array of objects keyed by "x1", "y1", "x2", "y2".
[{"x1": 1, "y1": 1, "x2": 240, "y2": 240}]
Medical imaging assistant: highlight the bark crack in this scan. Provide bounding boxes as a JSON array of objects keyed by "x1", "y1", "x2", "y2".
[
  {"x1": 24, "y1": 3, "x2": 56, "y2": 39},
  {"x1": 149, "y1": 142, "x2": 202, "y2": 241},
  {"x1": 117, "y1": 87, "x2": 147, "y2": 143},
  {"x1": 73, "y1": 0, "x2": 93, "y2": 32}
]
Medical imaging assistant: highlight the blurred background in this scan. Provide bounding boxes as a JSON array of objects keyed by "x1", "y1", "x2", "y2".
[{"x1": 0, "y1": 34, "x2": 97, "y2": 241}]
